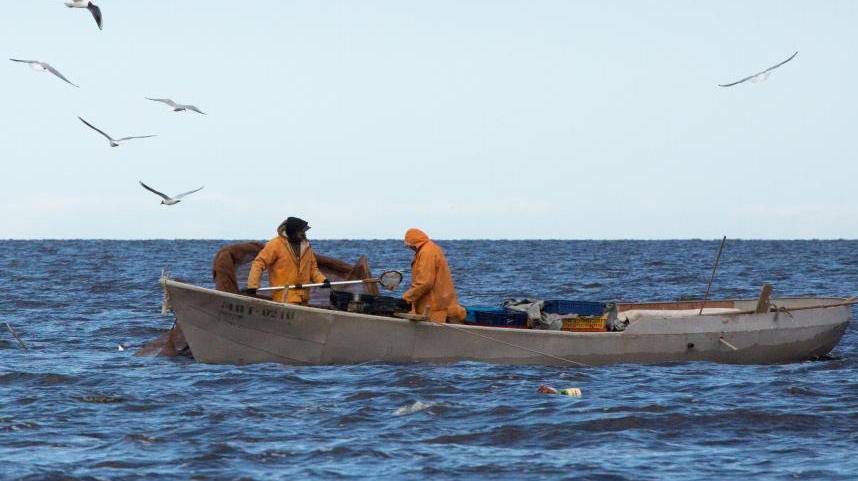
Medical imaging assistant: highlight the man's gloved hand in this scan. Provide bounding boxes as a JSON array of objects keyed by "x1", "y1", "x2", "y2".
[
  {"x1": 321, "y1": 279, "x2": 331, "y2": 289},
  {"x1": 242, "y1": 288, "x2": 257, "y2": 296},
  {"x1": 293, "y1": 284, "x2": 303, "y2": 289}
]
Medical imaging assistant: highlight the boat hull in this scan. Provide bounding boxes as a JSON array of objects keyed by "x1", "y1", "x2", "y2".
[{"x1": 164, "y1": 280, "x2": 850, "y2": 367}]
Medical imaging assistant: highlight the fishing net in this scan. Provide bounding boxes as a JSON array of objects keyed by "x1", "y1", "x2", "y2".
[
  {"x1": 308, "y1": 254, "x2": 379, "y2": 304},
  {"x1": 379, "y1": 270, "x2": 403, "y2": 291}
]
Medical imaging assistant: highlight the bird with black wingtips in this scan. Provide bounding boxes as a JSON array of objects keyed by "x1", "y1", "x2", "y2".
[
  {"x1": 78, "y1": 117, "x2": 156, "y2": 147},
  {"x1": 139, "y1": 181, "x2": 204, "y2": 206},
  {"x1": 719, "y1": 51, "x2": 798, "y2": 87},
  {"x1": 10, "y1": 59, "x2": 79, "y2": 88},
  {"x1": 145, "y1": 98, "x2": 206, "y2": 115},
  {"x1": 64, "y1": 0, "x2": 103, "y2": 30}
]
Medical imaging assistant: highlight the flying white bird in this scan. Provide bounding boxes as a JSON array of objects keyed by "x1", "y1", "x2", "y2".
[
  {"x1": 139, "y1": 181, "x2": 204, "y2": 205},
  {"x1": 64, "y1": 0, "x2": 102, "y2": 30},
  {"x1": 9, "y1": 59, "x2": 79, "y2": 87},
  {"x1": 145, "y1": 98, "x2": 206, "y2": 115},
  {"x1": 719, "y1": 51, "x2": 798, "y2": 87},
  {"x1": 78, "y1": 117, "x2": 156, "y2": 147}
]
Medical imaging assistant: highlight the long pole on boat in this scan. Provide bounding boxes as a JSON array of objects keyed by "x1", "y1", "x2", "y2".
[
  {"x1": 256, "y1": 270, "x2": 403, "y2": 293},
  {"x1": 257, "y1": 279, "x2": 370, "y2": 293},
  {"x1": 699, "y1": 236, "x2": 727, "y2": 315}
]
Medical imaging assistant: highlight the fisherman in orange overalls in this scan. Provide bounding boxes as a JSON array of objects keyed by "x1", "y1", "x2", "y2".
[{"x1": 401, "y1": 228, "x2": 466, "y2": 323}]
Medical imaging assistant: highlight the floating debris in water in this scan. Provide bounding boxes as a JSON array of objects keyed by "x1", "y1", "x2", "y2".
[
  {"x1": 78, "y1": 396, "x2": 127, "y2": 404},
  {"x1": 0, "y1": 418, "x2": 40, "y2": 432},
  {"x1": 5, "y1": 323, "x2": 28, "y2": 350},
  {"x1": 538, "y1": 385, "x2": 582, "y2": 397},
  {"x1": 117, "y1": 343, "x2": 125, "y2": 351},
  {"x1": 393, "y1": 401, "x2": 437, "y2": 415},
  {"x1": 125, "y1": 433, "x2": 162, "y2": 444}
]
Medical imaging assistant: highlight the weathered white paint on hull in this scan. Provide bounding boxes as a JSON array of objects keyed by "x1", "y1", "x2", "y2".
[{"x1": 164, "y1": 280, "x2": 849, "y2": 367}]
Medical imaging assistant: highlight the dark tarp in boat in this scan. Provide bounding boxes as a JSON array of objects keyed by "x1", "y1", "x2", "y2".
[{"x1": 134, "y1": 242, "x2": 380, "y2": 357}]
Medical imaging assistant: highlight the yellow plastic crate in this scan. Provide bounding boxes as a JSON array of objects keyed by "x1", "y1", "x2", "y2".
[{"x1": 561, "y1": 315, "x2": 607, "y2": 332}]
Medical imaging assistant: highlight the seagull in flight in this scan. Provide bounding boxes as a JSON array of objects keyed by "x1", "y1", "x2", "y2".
[
  {"x1": 9, "y1": 59, "x2": 79, "y2": 87},
  {"x1": 139, "y1": 181, "x2": 204, "y2": 206},
  {"x1": 64, "y1": 0, "x2": 102, "y2": 30},
  {"x1": 719, "y1": 51, "x2": 798, "y2": 87},
  {"x1": 145, "y1": 98, "x2": 206, "y2": 115},
  {"x1": 78, "y1": 117, "x2": 156, "y2": 147}
]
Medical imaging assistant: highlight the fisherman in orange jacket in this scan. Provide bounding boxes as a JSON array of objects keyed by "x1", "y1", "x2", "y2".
[
  {"x1": 246, "y1": 217, "x2": 329, "y2": 305},
  {"x1": 402, "y1": 228, "x2": 467, "y2": 323}
]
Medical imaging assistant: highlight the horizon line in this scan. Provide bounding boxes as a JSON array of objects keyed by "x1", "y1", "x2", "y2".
[{"x1": 3, "y1": 238, "x2": 858, "y2": 242}]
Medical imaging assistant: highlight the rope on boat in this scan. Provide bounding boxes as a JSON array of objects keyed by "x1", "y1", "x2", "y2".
[
  {"x1": 161, "y1": 270, "x2": 171, "y2": 316},
  {"x1": 706, "y1": 297, "x2": 858, "y2": 316},
  {"x1": 431, "y1": 322, "x2": 590, "y2": 367},
  {"x1": 769, "y1": 303, "x2": 794, "y2": 321}
]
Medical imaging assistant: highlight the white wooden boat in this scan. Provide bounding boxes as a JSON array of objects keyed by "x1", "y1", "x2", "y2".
[{"x1": 162, "y1": 278, "x2": 851, "y2": 367}]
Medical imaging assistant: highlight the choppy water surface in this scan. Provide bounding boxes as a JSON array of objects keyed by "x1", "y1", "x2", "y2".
[{"x1": 2, "y1": 239, "x2": 858, "y2": 480}]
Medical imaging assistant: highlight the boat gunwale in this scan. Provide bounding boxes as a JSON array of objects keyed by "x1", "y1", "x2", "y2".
[{"x1": 619, "y1": 297, "x2": 853, "y2": 316}]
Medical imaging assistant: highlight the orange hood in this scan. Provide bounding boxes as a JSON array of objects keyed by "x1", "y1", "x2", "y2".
[{"x1": 404, "y1": 228, "x2": 430, "y2": 249}]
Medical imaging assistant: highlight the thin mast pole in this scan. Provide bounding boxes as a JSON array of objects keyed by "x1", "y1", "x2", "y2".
[{"x1": 699, "y1": 236, "x2": 727, "y2": 315}]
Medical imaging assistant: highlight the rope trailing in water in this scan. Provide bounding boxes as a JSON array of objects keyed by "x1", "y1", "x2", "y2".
[
  {"x1": 430, "y1": 321, "x2": 589, "y2": 367},
  {"x1": 5, "y1": 322, "x2": 28, "y2": 350}
]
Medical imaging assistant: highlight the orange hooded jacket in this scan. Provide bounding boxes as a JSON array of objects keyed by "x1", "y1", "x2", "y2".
[
  {"x1": 247, "y1": 235, "x2": 326, "y2": 305},
  {"x1": 402, "y1": 228, "x2": 466, "y2": 323}
]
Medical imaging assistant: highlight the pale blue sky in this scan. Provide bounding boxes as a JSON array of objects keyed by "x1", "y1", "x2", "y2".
[{"x1": 2, "y1": 1, "x2": 857, "y2": 239}]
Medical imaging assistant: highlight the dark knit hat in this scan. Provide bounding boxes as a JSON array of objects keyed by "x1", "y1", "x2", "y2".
[{"x1": 282, "y1": 217, "x2": 309, "y2": 236}]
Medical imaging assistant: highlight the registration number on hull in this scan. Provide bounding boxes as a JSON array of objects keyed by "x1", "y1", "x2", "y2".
[{"x1": 220, "y1": 301, "x2": 296, "y2": 321}]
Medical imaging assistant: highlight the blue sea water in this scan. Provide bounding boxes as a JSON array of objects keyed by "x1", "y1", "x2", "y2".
[{"x1": 1, "y1": 239, "x2": 858, "y2": 481}]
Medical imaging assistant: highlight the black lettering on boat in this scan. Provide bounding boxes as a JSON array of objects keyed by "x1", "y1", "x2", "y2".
[{"x1": 255, "y1": 308, "x2": 295, "y2": 321}]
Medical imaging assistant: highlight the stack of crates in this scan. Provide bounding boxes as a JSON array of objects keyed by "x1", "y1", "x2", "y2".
[{"x1": 543, "y1": 300, "x2": 610, "y2": 332}]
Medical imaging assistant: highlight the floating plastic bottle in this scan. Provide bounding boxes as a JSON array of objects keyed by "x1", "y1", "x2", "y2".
[{"x1": 537, "y1": 385, "x2": 582, "y2": 397}]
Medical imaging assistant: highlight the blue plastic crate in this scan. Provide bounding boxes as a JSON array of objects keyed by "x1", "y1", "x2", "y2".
[
  {"x1": 465, "y1": 307, "x2": 500, "y2": 322},
  {"x1": 465, "y1": 308, "x2": 528, "y2": 328},
  {"x1": 542, "y1": 300, "x2": 607, "y2": 316}
]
